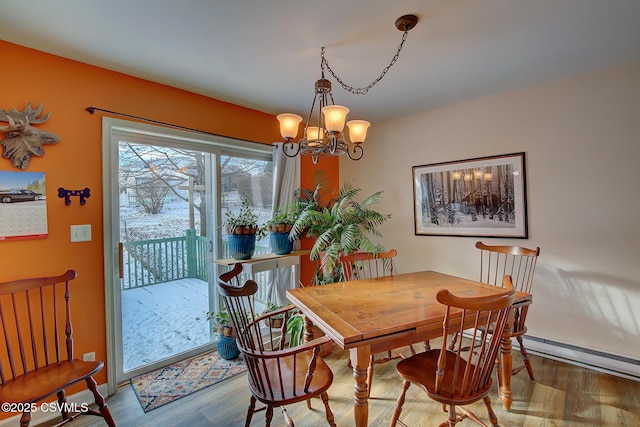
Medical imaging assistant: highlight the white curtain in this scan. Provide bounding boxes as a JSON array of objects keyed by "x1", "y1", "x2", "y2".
[{"x1": 266, "y1": 143, "x2": 300, "y2": 306}]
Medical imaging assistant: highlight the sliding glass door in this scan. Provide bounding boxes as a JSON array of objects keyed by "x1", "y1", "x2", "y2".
[{"x1": 102, "y1": 118, "x2": 272, "y2": 385}]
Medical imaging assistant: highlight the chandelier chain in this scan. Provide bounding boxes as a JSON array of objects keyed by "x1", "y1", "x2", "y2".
[{"x1": 321, "y1": 29, "x2": 410, "y2": 95}]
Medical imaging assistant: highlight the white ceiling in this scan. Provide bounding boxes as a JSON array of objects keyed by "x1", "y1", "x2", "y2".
[{"x1": 1, "y1": 0, "x2": 640, "y2": 124}]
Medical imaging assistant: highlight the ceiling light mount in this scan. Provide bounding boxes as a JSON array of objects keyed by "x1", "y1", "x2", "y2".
[
  {"x1": 396, "y1": 14, "x2": 419, "y2": 31},
  {"x1": 276, "y1": 14, "x2": 418, "y2": 163}
]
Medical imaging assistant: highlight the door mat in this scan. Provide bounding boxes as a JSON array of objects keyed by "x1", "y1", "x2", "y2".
[{"x1": 130, "y1": 350, "x2": 246, "y2": 412}]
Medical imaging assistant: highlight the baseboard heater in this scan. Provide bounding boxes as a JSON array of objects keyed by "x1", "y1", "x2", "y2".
[{"x1": 522, "y1": 335, "x2": 640, "y2": 381}]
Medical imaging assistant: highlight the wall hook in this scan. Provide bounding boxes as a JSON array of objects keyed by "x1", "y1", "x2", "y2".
[{"x1": 58, "y1": 187, "x2": 90, "y2": 205}]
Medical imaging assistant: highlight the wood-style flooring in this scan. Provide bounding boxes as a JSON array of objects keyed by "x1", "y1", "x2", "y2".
[{"x1": 37, "y1": 345, "x2": 640, "y2": 426}]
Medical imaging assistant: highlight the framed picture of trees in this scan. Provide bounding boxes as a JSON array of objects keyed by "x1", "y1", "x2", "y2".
[{"x1": 412, "y1": 152, "x2": 528, "y2": 238}]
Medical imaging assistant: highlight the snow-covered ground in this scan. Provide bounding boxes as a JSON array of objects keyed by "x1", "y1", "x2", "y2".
[
  {"x1": 121, "y1": 277, "x2": 212, "y2": 371},
  {"x1": 119, "y1": 198, "x2": 271, "y2": 371}
]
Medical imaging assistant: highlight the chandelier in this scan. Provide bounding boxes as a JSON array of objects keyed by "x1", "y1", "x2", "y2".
[{"x1": 276, "y1": 14, "x2": 418, "y2": 164}]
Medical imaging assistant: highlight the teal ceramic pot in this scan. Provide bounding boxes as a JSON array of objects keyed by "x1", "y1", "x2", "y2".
[
  {"x1": 270, "y1": 232, "x2": 293, "y2": 255},
  {"x1": 228, "y1": 234, "x2": 256, "y2": 260},
  {"x1": 217, "y1": 335, "x2": 240, "y2": 360}
]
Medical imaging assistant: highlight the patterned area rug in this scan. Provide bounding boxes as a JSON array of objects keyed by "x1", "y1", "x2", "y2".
[{"x1": 130, "y1": 350, "x2": 246, "y2": 412}]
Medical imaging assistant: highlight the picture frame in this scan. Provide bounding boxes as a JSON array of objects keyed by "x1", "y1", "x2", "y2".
[{"x1": 412, "y1": 152, "x2": 528, "y2": 238}]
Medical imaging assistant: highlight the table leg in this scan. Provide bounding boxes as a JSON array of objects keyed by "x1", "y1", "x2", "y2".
[
  {"x1": 499, "y1": 323, "x2": 514, "y2": 411},
  {"x1": 350, "y1": 347, "x2": 371, "y2": 427}
]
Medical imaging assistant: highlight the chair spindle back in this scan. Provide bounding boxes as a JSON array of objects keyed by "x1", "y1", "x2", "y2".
[
  {"x1": 0, "y1": 270, "x2": 77, "y2": 383},
  {"x1": 476, "y1": 241, "x2": 539, "y2": 294},
  {"x1": 339, "y1": 249, "x2": 397, "y2": 281},
  {"x1": 436, "y1": 276, "x2": 516, "y2": 400}
]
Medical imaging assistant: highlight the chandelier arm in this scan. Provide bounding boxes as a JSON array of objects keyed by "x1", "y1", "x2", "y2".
[
  {"x1": 302, "y1": 93, "x2": 317, "y2": 140},
  {"x1": 321, "y1": 29, "x2": 411, "y2": 95},
  {"x1": 282, "y1": 140, "x2": 301, "y2": 157},
  {"x1": 329, "y1": 133, "x2": 337, "y2": 154},
  {"x1": 347, "y1": 143, "x2": 364, "y2": 161}
]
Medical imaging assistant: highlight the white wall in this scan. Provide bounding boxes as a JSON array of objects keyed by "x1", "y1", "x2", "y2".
[{"x1": 341, "y1": 60, "x2": 640, "y2": 364}]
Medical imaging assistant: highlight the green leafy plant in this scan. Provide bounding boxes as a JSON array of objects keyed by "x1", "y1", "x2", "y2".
[
  {"x1": 206, "y1": 307, "x2": 235, "y2": 337},
  {"x1": 207, "y1": 307, "x2": 230, "y2": 326},
  {"x1": 285, "y1": 312, "x2": 305, "y2": 348},
  {"x1": 223, "y1": 194, "x2": 266, "y2": 238},
  {"x1": 263, "y1": 301, "x2": 285, "y2": 313},
  {"x1": 261, "y1": 302, "x2": 287, "y2": 328},
  {"x1": 206, "y1": 306, "x2": 253, "y2": 336},
  {"x1": 265, "y1": 207, "x2": 298, "y2": 233},
  {"x1": 289, "y1": 182, "x2": 392, "y2": 284}
]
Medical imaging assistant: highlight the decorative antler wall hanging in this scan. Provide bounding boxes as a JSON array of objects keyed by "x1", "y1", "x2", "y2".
[{"x1": 0, "y1": 102, "x2": 60, "y2": 169}]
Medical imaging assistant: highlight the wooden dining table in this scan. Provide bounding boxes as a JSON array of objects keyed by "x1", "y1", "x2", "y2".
[{"x1": 286, "y1": 270, "x2": 532, "y2": 427}]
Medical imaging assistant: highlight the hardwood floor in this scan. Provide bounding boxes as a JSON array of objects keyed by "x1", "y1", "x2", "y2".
[{"x1": 38, "y1": 345, "x2": 640, "y2": 426}]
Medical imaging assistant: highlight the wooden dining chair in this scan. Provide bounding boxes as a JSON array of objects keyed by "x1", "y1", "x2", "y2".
[
  {"x1": 217, "y1": 263, "x2": 336, "y2": 427},
  {"x1": 339, "y1": 249, "x2": 397, "y2": 281},
  {"x1": 339, "y1": 249, "x2": 415, "y2": 398},
  {"x1": 391, "y1": 276, "x2": 516, "y2": 427},
  {"x1": 0, "y1": 270, "x2": 115, "y2": 427},
  {"x1": 475, "y1": 241, "x2": 540, "y2": 385}
]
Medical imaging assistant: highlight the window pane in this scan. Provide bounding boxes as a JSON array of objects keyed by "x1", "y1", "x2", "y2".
[{"x1": 220, "y1": 154, "x2": 273, "y2": 257}]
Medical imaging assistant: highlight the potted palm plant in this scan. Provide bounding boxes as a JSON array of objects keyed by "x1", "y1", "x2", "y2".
[
  {"x1": 289, "y1": 182, "x2": 392, "y2": 285},
  {"x1": 224, "y1": 195, "x2": 266, "y2": 260}
]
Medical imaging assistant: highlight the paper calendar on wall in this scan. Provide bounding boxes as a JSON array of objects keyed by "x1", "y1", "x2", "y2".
[{"x1": 0, "y1": 171, "x2": 48, "y2": 241}]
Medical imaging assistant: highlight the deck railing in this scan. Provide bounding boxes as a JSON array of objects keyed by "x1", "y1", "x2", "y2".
[{"x1": 121, "y1": 230, "x2": 270, "y2": 300}]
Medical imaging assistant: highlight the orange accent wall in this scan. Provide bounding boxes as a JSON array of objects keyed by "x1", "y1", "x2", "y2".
[
  {"x1": 298, "y1": 156, "x2": 340, "y2": 286},
  {"x1": 0, "y1": 40, "x2": 338, "y2": 406}
]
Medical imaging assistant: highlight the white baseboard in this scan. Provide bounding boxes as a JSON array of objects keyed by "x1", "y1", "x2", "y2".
[
  {"x1": 0, "y1": 383, "x2": 109, "y2": 427},
  {"x1": 522, "y1": 336, "x2": 640, "y2": 381}
]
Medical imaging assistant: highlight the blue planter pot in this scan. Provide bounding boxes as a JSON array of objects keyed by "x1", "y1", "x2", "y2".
[
  {"x1": 217, "y1": 335, "x2": 240, "y2": 360},
  {"x1": 228, "y1": 233, "x2": 256, "y2": 260},
  {"x1": 270, "y1": 232, "x2": 293, "y2": 255}
]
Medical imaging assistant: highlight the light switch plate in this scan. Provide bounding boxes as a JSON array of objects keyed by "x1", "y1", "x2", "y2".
[{"x1": 70, "y1": 224, "x2": 92, "y2": 242}]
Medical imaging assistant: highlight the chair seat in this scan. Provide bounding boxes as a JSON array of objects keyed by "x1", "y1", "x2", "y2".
[
  {"x1": 396, "y1": 349, "x2": 493, "y2": 406},
  {"x1": 248, "y1": 350, "x2": 334, "y2": 405},
  {"x1": 0, "y1": 359, "x2": 103, "y2": 404}
]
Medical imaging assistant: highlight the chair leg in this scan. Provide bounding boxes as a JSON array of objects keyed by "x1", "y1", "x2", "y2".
[
  {"x1": 245, "y1": 396, "x2": 257, "y2": 427},
  {"x1": 320, "y1": 391, "x2": 336, "y2": 427},
  {"x1": 446, "y1": 404, "x2": 458, "y2": 426},
  {"x1": 366, "y1": 355, "x2": 375, "y2": 398},
  {"x1": 515, "y1": 335, "x2": 535, "y2": 380},
  {"x1": 265, "y1": 405, "x2": 274, "y2": 427},
  {"x1": 57, "y1": 390, "x2": 69, "y2": 420},
  {"x1": 20, "y1": 410, "x2": 31, "y2": 427},
  {"x1": 483, "y1": 395, "x2": 499, "y2": 427},
  {"x1": 495, "y1": 356, "x2": 503, "y2": 389},
  {"x1": 282, "y1": 407, "x2": 294, "y2": 427},
  {"x1": 390, "y1": 380, "x2": 410, "y2": 426},
  {"x1": 86, "y1": 376, "x2": 116, "y2": 427}
]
